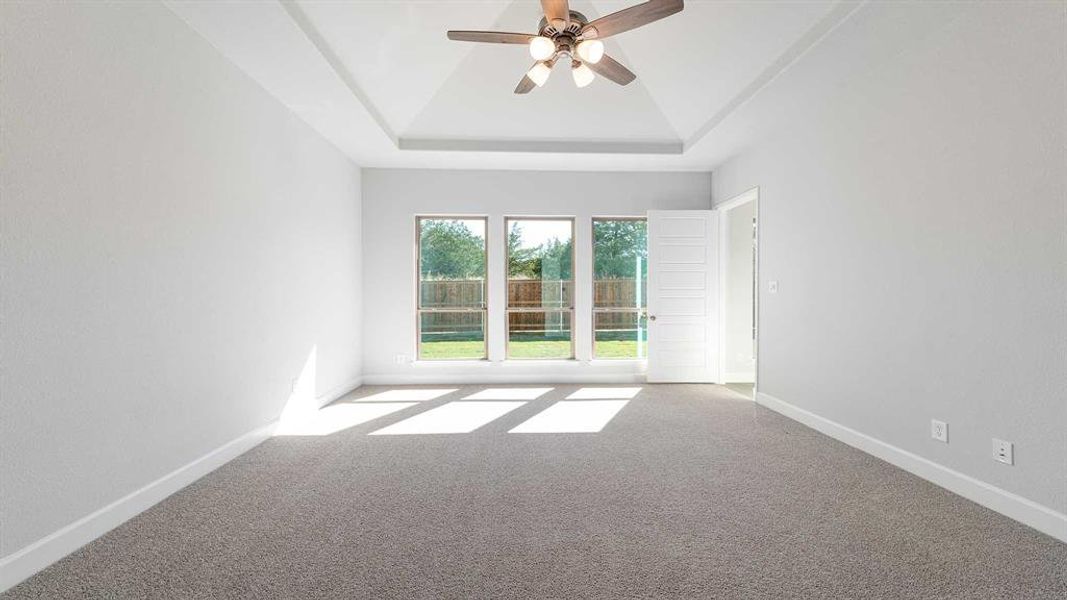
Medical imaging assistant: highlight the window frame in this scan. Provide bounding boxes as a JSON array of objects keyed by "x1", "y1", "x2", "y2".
[
  {"x1": 591, "y1": 216, "x2": 648, "y2": 361},
  {"x1": 504, "y1": 216, "x2": 576, "y2": 360},
  {"x1": 415, "y1": 215, "x2": 489, "y2": 361}
]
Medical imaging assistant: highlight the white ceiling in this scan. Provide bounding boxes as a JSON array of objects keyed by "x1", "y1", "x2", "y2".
[{"x1": 165, "y1": 0, "x2": 862, "y2": 171}]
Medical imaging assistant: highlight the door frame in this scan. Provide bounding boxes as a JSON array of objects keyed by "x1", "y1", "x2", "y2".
[{"x1": 717, "y1": 187, "x2": 760, "y2": 396}]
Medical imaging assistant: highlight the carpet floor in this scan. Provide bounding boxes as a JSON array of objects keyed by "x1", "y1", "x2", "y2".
[{"x1": 5, "y1": 384, "x2": 1065, "y2": 599}]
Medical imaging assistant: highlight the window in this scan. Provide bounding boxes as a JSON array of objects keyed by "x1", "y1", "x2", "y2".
[
  {"x1": 505, "y1": 217, "x2": 574, "y2": 359},
  {"x1": 592, "y1": 218, "x2": 647, "y2": 359},
  {"x1": 416, "y1": 217, "x2": 487, "y2": 360}
]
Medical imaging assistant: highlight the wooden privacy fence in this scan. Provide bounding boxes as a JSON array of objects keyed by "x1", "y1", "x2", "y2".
[
  {"x1": 421, "y1": 279, "x2": 646, "y2": 308},
  {"x1": 420, "y1": 279, "x2": 646, "y2": 335},
  {"x1": 420, "y1": 279, "x2": 485, "y2": 308}
]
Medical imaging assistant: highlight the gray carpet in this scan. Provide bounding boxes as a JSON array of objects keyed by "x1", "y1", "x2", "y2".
[{"x1": 5, "y1": 384, "x2": 1065, "y2": 599}]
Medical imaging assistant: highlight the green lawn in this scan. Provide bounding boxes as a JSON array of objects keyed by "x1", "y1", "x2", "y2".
[
  {"x1": 418, "y1": 340, "x2": 486, "y2": 360},
  {"x1": 593, "y1": 340, "x2": 647, "y2": 359},
  {"x1": 419, "y1": 339, "x2": 646, "y2": 360},
  {"x1": 508, "y1": 340, "x2": 572, "y2": 359}
]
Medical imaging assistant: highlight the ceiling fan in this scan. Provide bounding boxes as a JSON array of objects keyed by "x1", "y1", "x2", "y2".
[{"x1": 447, "y1": 0, "x2": 684, "y2": 93}]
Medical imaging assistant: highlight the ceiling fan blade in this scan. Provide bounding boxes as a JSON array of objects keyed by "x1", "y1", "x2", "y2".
[
  {"x1": 587, "y1": 54, "x2": 637, "y2": 85},
  {"x1": 541, "y1": 0, "x2": 570, "y2": 31},
  {"x1": 447, "y1": 30, "x2": 535, "y2": 44},
  {"x1": 514, "y1": 75, "x2": 537, "y2": 94},
  {"x1": 581, "y1": 0, "x2": 683, "y2": 39}
]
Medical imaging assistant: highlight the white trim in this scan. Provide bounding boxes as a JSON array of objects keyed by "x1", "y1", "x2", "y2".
[
  {"x1": 370, "y1": 358, "x2": 646, "y2": 386},
  {"x1": 399, "y1": 138, "x2": 683, "y2": 155},
  {"x1": 363, "y1": 372, "x2": 644, "y2": 386},
  {"x1": 755, "y1": 391, "x2": 1067, "y2": 543},
  {"x1": 315, "y1": 376, "x2": 363, "y2": 408},
  {"x1": 0, "y1": 374, "x2": 364, "y2": 593},
  {"x1": 717, "y1": 188, "x2": 760, "y2": 394},
  {"x1": 0, "y1": 422, "x2": 277, "y2": 593},
  {"x1": 714, "y1": 187, "x2": 759, "y2": 212}
]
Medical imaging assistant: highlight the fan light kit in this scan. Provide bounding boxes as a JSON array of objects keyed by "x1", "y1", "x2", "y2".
[
  {"x1": 572, "y1": 62, "x2": 595, "y2": 88},
  {"x1": 447, "y1": 0, "x2": 684, "y2": 94},
  {"x1": 576, "y1": 39, "x2": 604, "y2": 64},
  {"x1": 529, "y1": 36, "x2": 556, "y2": 60},
  {"x1": 526, "y1": 62, "x2": 553, "y2": 87}
]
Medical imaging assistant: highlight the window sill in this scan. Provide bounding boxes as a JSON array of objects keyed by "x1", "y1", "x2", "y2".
[
  {"x1": 502, "y1": 359, "x2": 581, "y2": 365},
  {"x1": 588, "y1": 359, "x2": 648, "y2": 364},
  {"x1": 409, "y1": 359, "x2": 646, "y2": 368},
  {"x1": 412, "y1": 359, "x2": 491, "y2": 367}
]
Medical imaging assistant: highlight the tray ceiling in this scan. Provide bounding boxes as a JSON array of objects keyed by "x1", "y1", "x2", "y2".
[{"x1": 165, "y1": 0, "x2": 861, "y2": 170}]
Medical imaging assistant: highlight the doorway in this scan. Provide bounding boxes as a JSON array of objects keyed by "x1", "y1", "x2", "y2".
[{"x1": 718, "y1": 189, "x2": 759, "y2": 398}]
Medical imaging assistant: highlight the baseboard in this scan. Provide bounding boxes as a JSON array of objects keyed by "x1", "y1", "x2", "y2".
[
  {"x1": 362, "y1": 373, "x2": 645, "y2": 385},
  {"x1": 0, "y1": 421, "x2": 277, "y2": 593},
  {"x1": 723, "y1": 371, "x2": 756, "y2": 383},
  {"x1": 0, "y1": 373, "x2": 367, "y2": 593},
  {"x1": 316, "y1": 376, "x2": 362, "y2": 408},
  {"x1": 755, "y1": 391, "x2": 1067, "y2": 543}
]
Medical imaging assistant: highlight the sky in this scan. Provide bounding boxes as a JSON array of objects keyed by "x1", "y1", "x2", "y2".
[
  {"x1": 423, "y1": 217, "x2": 570, "y2": 248},
  {"x1": 450, "y1": 218, "x2": 486, "y2": 239},
  {"x1": 508, "y1": 219, "x2": 572, "y2": 248}
]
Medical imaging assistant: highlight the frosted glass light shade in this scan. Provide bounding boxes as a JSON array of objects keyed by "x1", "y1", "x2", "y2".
[
  {"x1": 572, "y1": 63, "x2": 594, "y2": 88},
  {"x1": 576, "y1": 40, "x2": 604, "y2": 64},
  {"x1": 527, "y1": 62, "x2": 552, "y2": 87},
  {"x1": 529, "y1": 36, "x2": 556, "y2": 61}
]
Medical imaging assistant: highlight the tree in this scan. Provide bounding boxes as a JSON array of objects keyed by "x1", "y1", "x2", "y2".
[
  {"x1": 539, "y1": 236, "x2": 573, "y2": 280},
  {"x1": 507, "y1": 222, "x2": 539, "y2": 278},
  {"x1": 593, "y1": 220, "x2": 647, "y2": 279},
  {"x1": 419, "y1": 220, "x2": 485, "y2": 279},
  {"x1": 506, "y1": 222, "x2": 574, "y2": 280}
]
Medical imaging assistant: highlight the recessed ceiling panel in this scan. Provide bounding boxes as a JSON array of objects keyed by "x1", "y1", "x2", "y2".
[
  {"x1": 587, "y1": 0, "x2": 842, "y2": 139},
  {"x1": 294, "y1": 0, "x2": 513, "y2": 136},
  {"x1": 403, "y1": 0, "x2": 680, "y2": 144}
]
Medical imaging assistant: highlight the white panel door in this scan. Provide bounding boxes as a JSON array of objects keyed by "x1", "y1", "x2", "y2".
[{"x1": 647, "y1": 210, "x2": 720, "y2": 383}]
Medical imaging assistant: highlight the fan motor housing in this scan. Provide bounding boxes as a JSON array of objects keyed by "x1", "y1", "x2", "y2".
[{"x1": 537, "y1": 10, "x2": 588, "y2": 37}]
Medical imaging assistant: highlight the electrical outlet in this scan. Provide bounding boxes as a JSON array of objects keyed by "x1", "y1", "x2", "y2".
[
  {"x1": 394, "y1": 354, "x2": 408, "y2": 365},
  {"x1": 993, "y1": 439, "x2": 1014, "y2": 465},
  {"x1": 931, "y1": 419, "x2": 948, "y2": 443},
  {"x1": 768, "y1": 280, "x2": 779, "y2": 293}
]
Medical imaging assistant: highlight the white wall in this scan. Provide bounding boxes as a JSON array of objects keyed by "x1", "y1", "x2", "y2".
[
  {"x1": 712, "y1": 2, "x2": 1066, "y2": 529},
  {"x1": 723, "y1": 200, "x2": 756, "y2": 382},
  {"x1": 361, "y1": 168, "x2": 711, "y2": 383},
  {"x1": 0, "y1": 0, "x2": 362, "y2": 566}
]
